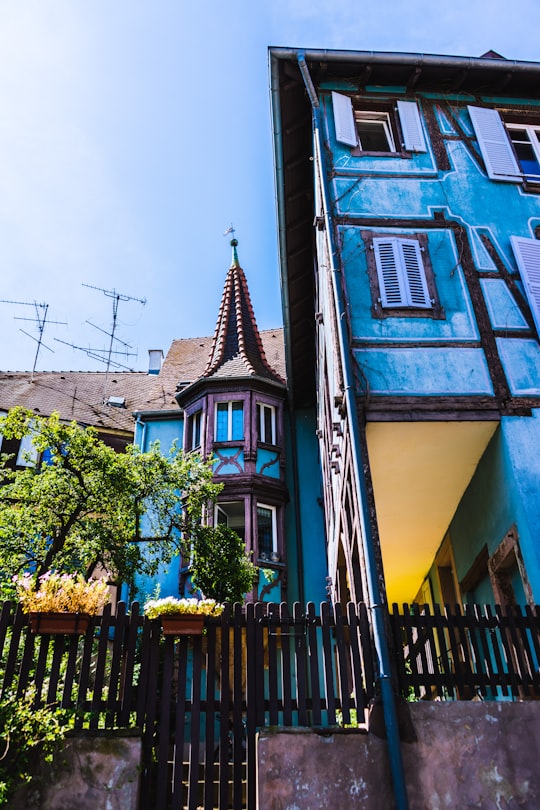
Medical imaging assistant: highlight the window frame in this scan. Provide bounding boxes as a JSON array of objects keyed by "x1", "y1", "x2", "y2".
[
  {"x1": 257, "y1": 502, "x2": 278, "y2": 560},
  {"x1": 186, "y1": 409, "x2": 203, "y2": 452},
  {"x1": 505, "y1": 123, "x2": 540, "y2": 182},
  {"x1": 362, "y1": 231, "x2": 444, "y2": 319},
  {"x1": 354, "y1": 110, "x2": 397, "y2": 154},
  {"x1": 256, "y1": 402, "x2": 276, "y2": 445},
  {"x1": 214, "y1": 400, "x2": 244, "y2": 443}
]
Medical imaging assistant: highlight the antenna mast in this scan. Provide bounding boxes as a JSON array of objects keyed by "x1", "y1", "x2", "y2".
[
  {"x1": 0, "y1": 299, "x2": 66, "y2": 380},
  {"x1": 69, "y1": 284, "x2": 147, "y2": 401}
]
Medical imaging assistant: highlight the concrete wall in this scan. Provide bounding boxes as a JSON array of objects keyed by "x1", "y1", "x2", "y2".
[
  {"x1": 14, "y1": 730, "x2": 141, "y2": 810},
  {"x1": 257, "y1": 702, "x2": 540, "y2": 809}
]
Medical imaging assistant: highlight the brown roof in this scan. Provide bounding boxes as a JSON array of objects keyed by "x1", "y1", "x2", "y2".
[
  {"x1": 0, "y1": 328, "x2": 286, "y2": 432},
  {"x1": 0, "y1": 371, "x2": 157, "y2": 433},
  {"x1": 203, "y1": 253, "x2": 286, "y2": 386}
]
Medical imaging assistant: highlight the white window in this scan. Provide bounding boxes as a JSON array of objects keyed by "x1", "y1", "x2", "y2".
[
  {"x1": 332, "y1": 93, "x2": 427, "y2": 153},
  {"x1": 468, "y1": 106, "x2": 522, "y2": 182},
  {"x1": 16, "y1": 431, "x2": 39, "y2": 467},
  {"x1": 372, "y1": 237, "x2": 432, "y2": 309},
  {"x1": 506, "y1": 124, "x2": 540, "y2": 181},
  {"x1": 257, "y1": 503, "x2": 277, "y2": 559},
  {"x1": 256, "y1": 403, "x2": 276, "y2": 444},
  {"x1": 510, "y1": 236, "x2": 540, "y2": 336},
  {"x1": 355, "y1": 111, "x2": 396, "y2": 153},
  {"x1": 215, "y1": 401, "x2": 243, "y2": 442},
  {"x1": 187, "y1": 410, "x2": 203, "y2": 451},
  {"x1": 215, "y1": 501, "x2": 245, "y2": 541}
]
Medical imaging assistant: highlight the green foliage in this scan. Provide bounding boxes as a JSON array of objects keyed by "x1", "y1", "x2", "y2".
[
  {"x1": 0, "y1": 689, "x2": 72, "y2": 806},
  {"x1": 191, "y1": 524, "x2": 258, "y2": 604},
  {"x1": 0, "y1": 408, "x2": 221, "y2": 582}
]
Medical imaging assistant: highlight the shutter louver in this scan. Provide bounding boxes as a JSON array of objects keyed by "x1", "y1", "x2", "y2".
[
  {"x1": 468, "y1": 106, "x2": 521, "y2": 182},
  {"x1": 332, "y1": 92, "x2": 358, "y2": 148},
  {"x1": 510, "y1": 236, "x2": 540, "y2": 337},
  {"x1": 397, "y1": 100, "x2": 427, "y2": 152},
  {"x1": 374, "y1": 240, "x2": 404, "y2": 306}
]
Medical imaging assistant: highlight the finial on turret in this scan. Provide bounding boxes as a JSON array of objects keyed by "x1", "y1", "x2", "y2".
[{"x1": 224, "y1": 224, "x2": 239, "y2": 267}]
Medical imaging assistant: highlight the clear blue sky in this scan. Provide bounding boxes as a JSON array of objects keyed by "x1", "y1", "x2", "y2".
[{"x1": 0, "y1": 1, "x2": 538, "y2": 372}]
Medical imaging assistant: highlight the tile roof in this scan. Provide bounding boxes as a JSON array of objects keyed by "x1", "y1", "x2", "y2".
[
  {"x1": 203, "y1": 257, "x2": 286, "y2": 386},
  {"x1": 0, "y1": 328, "x2": 286, "y2": 432}
]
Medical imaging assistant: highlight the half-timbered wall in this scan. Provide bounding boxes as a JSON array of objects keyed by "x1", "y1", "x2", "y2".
[{"x1": 312, "y1": 79, "x2": 540, "y2": 607}]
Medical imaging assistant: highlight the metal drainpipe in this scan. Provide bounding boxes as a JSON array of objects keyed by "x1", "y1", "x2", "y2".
[{"x1": 297, "y1": 52, "x2": 410, "y2": 810}]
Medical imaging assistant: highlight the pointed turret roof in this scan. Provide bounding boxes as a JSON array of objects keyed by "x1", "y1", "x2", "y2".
[{"x1": 202, "y1": 240, "x2": 285, "y2": 386}]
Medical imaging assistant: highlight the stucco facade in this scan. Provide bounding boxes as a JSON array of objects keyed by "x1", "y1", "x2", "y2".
[{"x1": 270, "y1": 48, "x2": 540, "y2": 613}]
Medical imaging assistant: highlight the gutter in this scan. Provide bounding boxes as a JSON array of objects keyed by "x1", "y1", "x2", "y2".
[
  {"x1": 296, "y1": 51, "x2": 410, "y2": 810},
  {"x1": 271, "y1": 46, "x2": 540, "y2": 77}
]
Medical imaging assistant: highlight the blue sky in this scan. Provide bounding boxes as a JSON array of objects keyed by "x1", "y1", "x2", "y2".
[{"x1": 0, "y1": 1, "x2": 539, "y2": 372}]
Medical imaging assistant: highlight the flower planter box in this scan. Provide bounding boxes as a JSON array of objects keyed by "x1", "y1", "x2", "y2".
[
  {"x1": 28, "y1": 612, "x2": 91, "y2": 635},
  {"x1": 160, "y1": 614, "x2": 205, "y2": 636}
]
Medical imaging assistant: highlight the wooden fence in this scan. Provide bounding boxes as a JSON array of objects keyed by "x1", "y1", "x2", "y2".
[
  {"x1": 390, "y1": 602, "x2": 540, "y2": 700},
  {"x1": 0, "y1": 600, "x2": 373, "y2": 810},
  {"x1": 3, "y1": 600, "x2": 540, "y2": 808}
]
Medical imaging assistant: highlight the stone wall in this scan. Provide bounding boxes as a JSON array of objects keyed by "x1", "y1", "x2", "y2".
[
  {"x1": 257, "y1": 702, "x2": 540, "y2": 809},
  {"x1": 13, "y1": 729, "x2": 141, "y2": 810}
]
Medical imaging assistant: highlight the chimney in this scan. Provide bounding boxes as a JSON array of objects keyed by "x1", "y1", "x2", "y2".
[{"x1": 148, "y1": 349, "x2": 164, "y2": 375}]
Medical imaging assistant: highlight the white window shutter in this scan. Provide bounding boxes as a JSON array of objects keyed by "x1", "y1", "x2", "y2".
[
  {"x1": 374, "y1": 237, "x2": 431, "y2": 308},
  {"x1": 510, "y1": 236, "x2": 540, "y2": 336},
  {"x1": 373, "y1": 239, "x2": 406, "y2": 306},
  {"x1": 468, "y1": 106, "x2": 521, "y2": 182},
  {"x1": 332, "y1": 92, "x2": 357, "y2": 148},
  {"x1": 396, "y1": 100, "x2": 427, "y2": 152},
  {"x1": 401, "y1": 240, "x2": 431, "y2": 307}
]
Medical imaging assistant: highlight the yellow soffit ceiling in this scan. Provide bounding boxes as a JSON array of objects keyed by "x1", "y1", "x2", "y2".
[{"x1": 366, "y1": 420, "x2": 498, "y2": 606}]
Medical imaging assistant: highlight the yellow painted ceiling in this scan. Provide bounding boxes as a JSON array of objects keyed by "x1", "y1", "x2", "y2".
[{"x1": 366, "y1": 420, "x2": 498, "y2": 606}]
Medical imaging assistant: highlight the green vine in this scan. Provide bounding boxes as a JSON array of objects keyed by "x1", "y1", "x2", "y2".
[{"x1": 0, "y1": 689, "x2": 72, "y2": 806}]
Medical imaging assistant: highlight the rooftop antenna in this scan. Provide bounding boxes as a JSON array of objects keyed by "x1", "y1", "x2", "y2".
[
  {"x1": 57, "y1": 284, "x2": 146, "y2": 402},
  {"x1": 0, "y1": 299, "x2": 67, "y2": 380}
]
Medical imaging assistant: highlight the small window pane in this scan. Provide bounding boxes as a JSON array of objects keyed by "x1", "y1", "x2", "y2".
[
  {"x1": 216, "y1": 403, "x2": 229, "y2": 441},
  {"x1": 257, "y1": 506, "x2": 274, "y2": 557},
  {"x1": 231, "y1": 402, "x2": 243, "y2": 440}
]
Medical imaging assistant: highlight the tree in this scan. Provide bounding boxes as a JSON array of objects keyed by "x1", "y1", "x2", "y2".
[
  {"x1": 0, "y1": 408, "x2": 221, "y2": 583},
  {"x1": 190, "y1": 524, "x2": 258, "y2": 603}
]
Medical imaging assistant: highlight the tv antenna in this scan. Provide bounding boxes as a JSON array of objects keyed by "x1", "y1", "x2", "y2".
[
  {"x1": 0, "y1": 299, "x2": 67, "y2": 380},
  {"x1": 55, "y1": 284, "x2": 146, "y2": 401}
]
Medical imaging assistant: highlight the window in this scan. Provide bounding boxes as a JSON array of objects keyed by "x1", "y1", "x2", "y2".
[
  {"x1": 187, "y1": 410, "x2": 202, "y2": 451},
  {"x1": 215, "y1": 401, "x2": 243, "y2": 442},
  {"x1": 216, "y1": 501, "x2": 245, "y2": 541},
  {"x1": 363, "y1": 232, "x2": 443, "y2": 318},
  {"x1": 332, "y1": 92, "x2": 427, "y2": 153},
  {"x1": 16, "y1": 430, "x2": 39, "y2": 467},
  {"x1": 467, "y1": 106, "x2": 540, "y2": 184},
  {"x1": 355, "y1": 111, "x2": 395, "y2": 153},
  {"x1": 257, "y1": 504, "x2": 277, "y2": 559},
  {"x1": 507, "y1": 125, "x2": 540, "y2": 180},
  {"x1": 256, "y1": 403, "x2": 276, "y2": 445}
]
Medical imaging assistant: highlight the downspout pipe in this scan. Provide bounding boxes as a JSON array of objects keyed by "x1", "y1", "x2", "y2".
[{"x1": 297, "y1": 51, "x2": 410, "y2": 810}]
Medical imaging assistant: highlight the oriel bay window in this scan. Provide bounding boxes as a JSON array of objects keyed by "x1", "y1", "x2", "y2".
[{"x1": 215, "y1": 401, "x2": 243, "y2": 442}]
